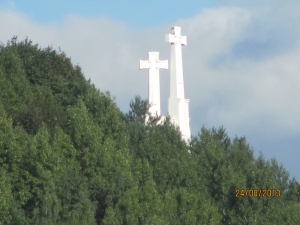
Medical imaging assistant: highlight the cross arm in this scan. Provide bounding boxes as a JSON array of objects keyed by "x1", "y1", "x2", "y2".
[
  {"x1": 165, "y1": 33, "x2": 187, "y2": 45},
  {"x1": 165, "y1": 34, "x2": 175, "y2": 43},
  {"x1": 140, "y1": 60, "x2": 150, "y2": 70},
  {"x1": 157, "y1": 60, "x2": 168, "y2": 70}
]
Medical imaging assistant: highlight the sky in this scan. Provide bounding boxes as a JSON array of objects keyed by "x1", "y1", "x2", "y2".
[{"x1": 0, "y1": 0, "x2": 299, "y2": 182}]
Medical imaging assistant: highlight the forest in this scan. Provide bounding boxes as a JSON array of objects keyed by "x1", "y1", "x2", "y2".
[{"x1": 0, "y1": 37, "x2": 299, "y2": 224}]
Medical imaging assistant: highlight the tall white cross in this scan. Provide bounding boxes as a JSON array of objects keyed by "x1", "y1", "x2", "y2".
[
  {"x1": 166, "y1": 26, "x2": 187, "y2": 99},
  {"x1": 166, "y1": 26, "x2": 191, "y2": 141},
  {"x1": 140, "y1": 52, "x2": 168, "y2": 118}
]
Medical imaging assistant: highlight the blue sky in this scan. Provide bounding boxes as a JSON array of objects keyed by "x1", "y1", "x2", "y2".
[
  {"x1": 1, "y1": 0, "x2": 300, "y2": 182},
  {"x1": 1, "y1": 0, "x2": 216, "y2": 28}
]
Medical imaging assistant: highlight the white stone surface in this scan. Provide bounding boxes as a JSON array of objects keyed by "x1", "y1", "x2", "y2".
[
  {"x1": 166, "y1": 26, "x2": 191, "y2": 141},
  {"x1": 140, "y1": 52, "x2": 168, "y2": 119}
]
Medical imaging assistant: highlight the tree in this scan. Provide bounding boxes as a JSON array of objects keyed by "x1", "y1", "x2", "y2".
[{"x1": 1, "y1": 37, "x2": 299, "y2": 224}]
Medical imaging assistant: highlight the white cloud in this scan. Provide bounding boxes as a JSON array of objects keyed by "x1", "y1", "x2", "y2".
[
  {"x1": 0, "y1": 5, "x2": 300, "y2": 181},
  {"x1": 163, "y1": 6, "x2": 300, "y2": 140},
  {"x1": 1, "y1": 5, "x2": 299, "y2": 137}
]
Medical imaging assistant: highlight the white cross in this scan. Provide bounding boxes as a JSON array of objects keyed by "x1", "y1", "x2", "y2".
[
  {"x1": 165, "y1": 26, "x2": 187, "y2": 45},
  {"x1": 140, "y1": 52, "x2": 168, "y2": 117}
]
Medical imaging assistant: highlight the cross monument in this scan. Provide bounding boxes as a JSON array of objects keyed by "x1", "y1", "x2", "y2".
[
  {"x1": 166, "y1": 26, "x2": 191, "y2": 141},
  {"x1": 140, "y1": 52, "x2": 168, "y2": 119}
]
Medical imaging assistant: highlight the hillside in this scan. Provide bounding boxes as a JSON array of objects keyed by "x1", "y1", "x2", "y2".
[{"x1": 0, "y1": 37, "x2": 299, "y2": 224}]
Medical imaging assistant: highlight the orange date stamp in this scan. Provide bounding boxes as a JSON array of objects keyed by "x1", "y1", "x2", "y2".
[{"x1": 235, "y1": 189, "x2": 281, "y2": 198}]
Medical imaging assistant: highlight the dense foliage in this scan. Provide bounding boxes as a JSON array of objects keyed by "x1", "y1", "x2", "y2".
[{"x1": 0, "y1": 37, "x2": 299, "y2": 224}]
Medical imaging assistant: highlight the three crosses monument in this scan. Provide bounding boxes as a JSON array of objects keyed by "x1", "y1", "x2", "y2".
[{"x1": 140, "y1": 26, "x2": 191, "y2": 142}]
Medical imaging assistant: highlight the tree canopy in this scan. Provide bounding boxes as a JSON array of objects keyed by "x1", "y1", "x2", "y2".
[{"x1": 0, "y1": 37, "x2": 299, "y2": 224}]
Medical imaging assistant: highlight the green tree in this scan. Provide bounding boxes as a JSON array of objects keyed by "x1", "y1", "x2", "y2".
[{"x1": 1, "y1": 37, "x2": 299, "y2": 224}]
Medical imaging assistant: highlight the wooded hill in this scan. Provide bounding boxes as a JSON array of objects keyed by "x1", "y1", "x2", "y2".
[{"x1": 0, "y1": 37, "x2": 299, "y2": 224}]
